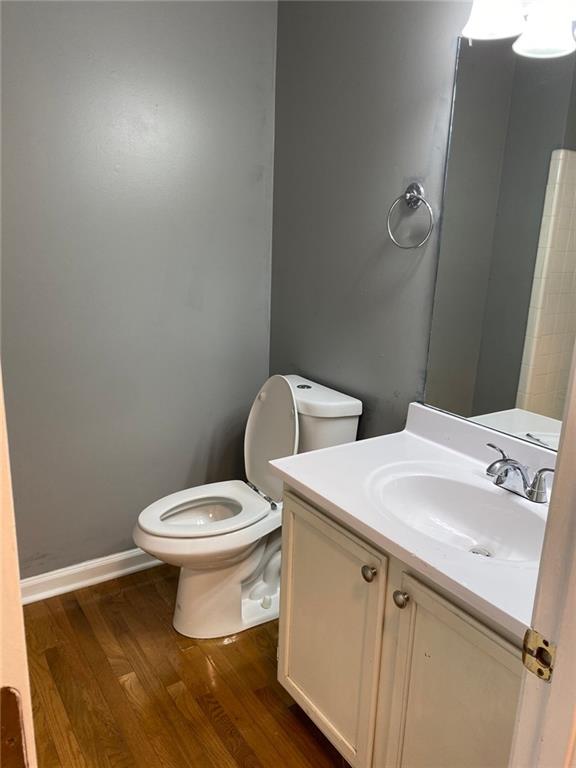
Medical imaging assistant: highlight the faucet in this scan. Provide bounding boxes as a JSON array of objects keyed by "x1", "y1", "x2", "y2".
[{"x1": 485, "y1": 443, "x2": 554, "y2": 504}]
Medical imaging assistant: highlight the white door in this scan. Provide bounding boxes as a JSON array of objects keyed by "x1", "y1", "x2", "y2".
[
  {"x1": 278, "y1": 493, "x2": 387, "y2": 768},
  {"x1": 508, "y1": 347, "x2": 576, "y2": 767},
  {"x1": 385, "y1": 574, "x2": 522, "y2": 768},
  {"x1": 1, "y1": 367, "x2": 37, "y2": 766}
]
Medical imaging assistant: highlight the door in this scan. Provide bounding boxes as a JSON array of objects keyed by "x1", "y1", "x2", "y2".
[
  {"x1": 385, "y1": 574, "x2": 522, "y2": 768},
  {"x1": 1, "y1": 367, "x2": 37, "y2": 766},
  {"x1": 278, "y1": 492, "x2": 387, "y2": 768},
  {"x1": 508, "y1": 342, "x2": 576, "y2": 768}
]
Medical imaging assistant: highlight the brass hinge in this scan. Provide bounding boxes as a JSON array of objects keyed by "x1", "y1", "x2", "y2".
[{"x1": 522, "y1": 628, "x2": 556, "y2": 682}]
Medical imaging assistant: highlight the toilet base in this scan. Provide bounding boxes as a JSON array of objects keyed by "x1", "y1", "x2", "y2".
[
  {"x1": 173, "y1": 577, "x2": 280, "y2": 639},
  {"x1": 239, "y1": 591, "x2": 280, "y2": 632},
  {"x1": 172, "y1": 533, "x2": 282, "y2": 639}
]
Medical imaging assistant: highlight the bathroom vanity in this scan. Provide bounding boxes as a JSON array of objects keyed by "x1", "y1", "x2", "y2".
[{"x1": 271, "y1": 404, "x2": 555, "y2": 768}]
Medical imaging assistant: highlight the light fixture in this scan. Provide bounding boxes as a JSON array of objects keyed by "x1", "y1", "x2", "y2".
[
  {"x1": 462, "y1": 0, "x2": 526, "y2": 41},
  {"x1": 513, "y1": 0, "x2": 576, "y2": 58}
]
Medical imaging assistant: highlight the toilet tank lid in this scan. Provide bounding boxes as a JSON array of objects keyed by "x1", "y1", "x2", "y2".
[{"x1": 284, "y1": 375, "x2": 363, "y2": 418}]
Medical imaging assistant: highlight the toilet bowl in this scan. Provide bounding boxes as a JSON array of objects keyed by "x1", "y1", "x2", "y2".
[{"x1": 133, "y1": 374, "x2": 362, "y2": 639}]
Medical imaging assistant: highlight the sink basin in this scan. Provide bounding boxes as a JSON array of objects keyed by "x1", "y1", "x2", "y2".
[{"x1": 369, "y1": 470, "x2": 545, "y2": 562}]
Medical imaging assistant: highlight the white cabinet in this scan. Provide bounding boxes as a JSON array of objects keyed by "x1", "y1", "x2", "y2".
[
  {"x1": 383, "y1": 574, "x2": 522, "y2": 768},
  {"x1": 278, "y1": 492, "x2": 523, "y2": 768},
  {"x1": 278, "y1": 493, "x2": 388, "y2": 767}
]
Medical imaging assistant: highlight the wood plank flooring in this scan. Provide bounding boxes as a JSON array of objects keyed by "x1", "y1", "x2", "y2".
[{"x1": 24, "y1": 564, "x2": 348, "y2": 768}]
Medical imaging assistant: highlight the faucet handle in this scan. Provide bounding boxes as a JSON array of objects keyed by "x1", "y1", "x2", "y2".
[
  {"x1": 486, "y1": 443, "x2": 508, "y2": 461},
  {"x1": 527, "y1": 468, "x2": 555, "y2": 504},
  {"x1": 486, "y1": 443, "x2": 511, "y2": 478}
]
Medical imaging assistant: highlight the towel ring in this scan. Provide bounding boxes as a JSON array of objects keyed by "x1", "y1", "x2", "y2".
[{"x1": 387, "y1": 182, "x2": 434, "y2": 250}]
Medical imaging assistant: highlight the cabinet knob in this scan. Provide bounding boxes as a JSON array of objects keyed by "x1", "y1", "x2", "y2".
[
  {"x1": 393, "y1": 590, "x2": 410, "y2": 609},
  {"x1": 361, "y1": 565, "x2": 377, "y2": 583}
]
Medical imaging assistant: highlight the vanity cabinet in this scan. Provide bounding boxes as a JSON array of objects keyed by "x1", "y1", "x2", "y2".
[
  {"x1": 279, "y1": 492, "x2": 523, "y2": 768},
  {"x1": 278, "y1": 493, "x2": 388, "y2": 767},
  {"x1": 383, "y1": 574, "x2": 522, "y2": 768}
]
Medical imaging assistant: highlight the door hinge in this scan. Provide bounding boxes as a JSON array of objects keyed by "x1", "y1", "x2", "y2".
[
  {"x1": 522, "y1": 628, "x2": 556, "y2": 682},
  {"x1": 247, "y1": 482, "x2": 278, "y2": 510}
]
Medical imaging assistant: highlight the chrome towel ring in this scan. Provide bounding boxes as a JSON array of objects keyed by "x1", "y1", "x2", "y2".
[{"x1": 387, "y1": 182, "x2": 434, "y2": 250}]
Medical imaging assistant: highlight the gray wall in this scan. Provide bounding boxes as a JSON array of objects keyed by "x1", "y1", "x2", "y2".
[
  {"x1": 269, "y1": 1, "x2": 469, "y2": 438},
  {"x1": 2, "y1": 1, "x2": 277, "y2": 577},
  {"x1": 426, "y1": 41, "x2": 516, "y2": 416}
]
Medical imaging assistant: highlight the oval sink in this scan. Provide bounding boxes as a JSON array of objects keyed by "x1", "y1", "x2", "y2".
[{"x1": 369, "y1": 472, "x2": 545, "y2": 562}]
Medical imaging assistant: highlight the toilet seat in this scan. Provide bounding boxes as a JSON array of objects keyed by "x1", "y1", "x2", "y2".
[
  {"x1": 137, "y1": 480, "x2": 270, "y2": 539},
  {"x1": 138, "y1": 376, "x2": 298, "y2": 542}
]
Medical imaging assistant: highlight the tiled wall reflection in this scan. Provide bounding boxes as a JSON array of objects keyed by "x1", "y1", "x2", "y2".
[{"x1": 517, "y1": 149, "x2": 576, "y2": 420}]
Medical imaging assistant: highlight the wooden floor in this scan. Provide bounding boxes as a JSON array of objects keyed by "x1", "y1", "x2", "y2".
[{"x1": 24, "y1": 564, "x2": 347, "y2": 768}]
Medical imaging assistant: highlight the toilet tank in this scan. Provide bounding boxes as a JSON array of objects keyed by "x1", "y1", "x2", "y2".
[{"x1": 284, "y1": 375, "x2": 362, "y2": 453}]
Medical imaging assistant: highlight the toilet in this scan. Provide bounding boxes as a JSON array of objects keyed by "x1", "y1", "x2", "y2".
[{"x1": 133, "y1": 374, "x2": 362, "y2": 639}]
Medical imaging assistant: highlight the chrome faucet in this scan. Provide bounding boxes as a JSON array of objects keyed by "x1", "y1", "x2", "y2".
[{"x1": 485, "y1": 443, "x2": 554, "y2": 504}]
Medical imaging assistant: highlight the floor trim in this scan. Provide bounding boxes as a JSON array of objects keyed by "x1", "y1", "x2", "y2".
[{"x1": 21, "y1": 548, "x2": 161, "y2": 605}]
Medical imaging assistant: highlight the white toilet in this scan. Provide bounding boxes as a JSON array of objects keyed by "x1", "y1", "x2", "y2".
[{"x1": 133, "y1": 374, "x2": 362, "y2": 639}]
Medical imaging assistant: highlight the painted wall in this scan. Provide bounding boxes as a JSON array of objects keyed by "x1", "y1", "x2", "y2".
[
  {"x1": 269, "y1": 1, "x2": 469, "y2": 438},
  {"x1": 2, "y1": 1, "x2": 277, "y2": 577}
]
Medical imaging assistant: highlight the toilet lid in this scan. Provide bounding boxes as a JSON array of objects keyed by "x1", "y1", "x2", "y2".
[{"x1": 244, "y1": 375, "x2": 299, "y2": 503}]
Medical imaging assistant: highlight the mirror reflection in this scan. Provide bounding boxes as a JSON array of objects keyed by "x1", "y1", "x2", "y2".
[{"x1": 426, "y1": 38, "x2": 576, "y2": 450}]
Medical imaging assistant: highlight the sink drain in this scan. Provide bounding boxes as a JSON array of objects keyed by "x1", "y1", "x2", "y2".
[{"x1": 469, "y1": 546, "x2": 493, "y2": 558}]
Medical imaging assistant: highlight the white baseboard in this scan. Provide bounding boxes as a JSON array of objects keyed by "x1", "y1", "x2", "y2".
[{"x1": 21, "y1": 547, "x2": 161, "y2": 605}]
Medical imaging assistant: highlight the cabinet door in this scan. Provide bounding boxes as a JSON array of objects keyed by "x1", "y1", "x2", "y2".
[
  {"x1": 278, "y1": 493, "x2": 387, "y2": 768},
  {"x1": 385, "y1": 574, "x2": 522, "y2": 768}
]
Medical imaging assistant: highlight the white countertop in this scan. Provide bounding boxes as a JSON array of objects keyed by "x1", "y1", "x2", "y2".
[{"x1": 271, "y1": 404, "x2": 557, "y2": 642}]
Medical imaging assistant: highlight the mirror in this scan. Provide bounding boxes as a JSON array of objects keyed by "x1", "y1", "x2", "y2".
[{"x1": 426, "y1": 38, "x2": 576, "y2": 451}]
